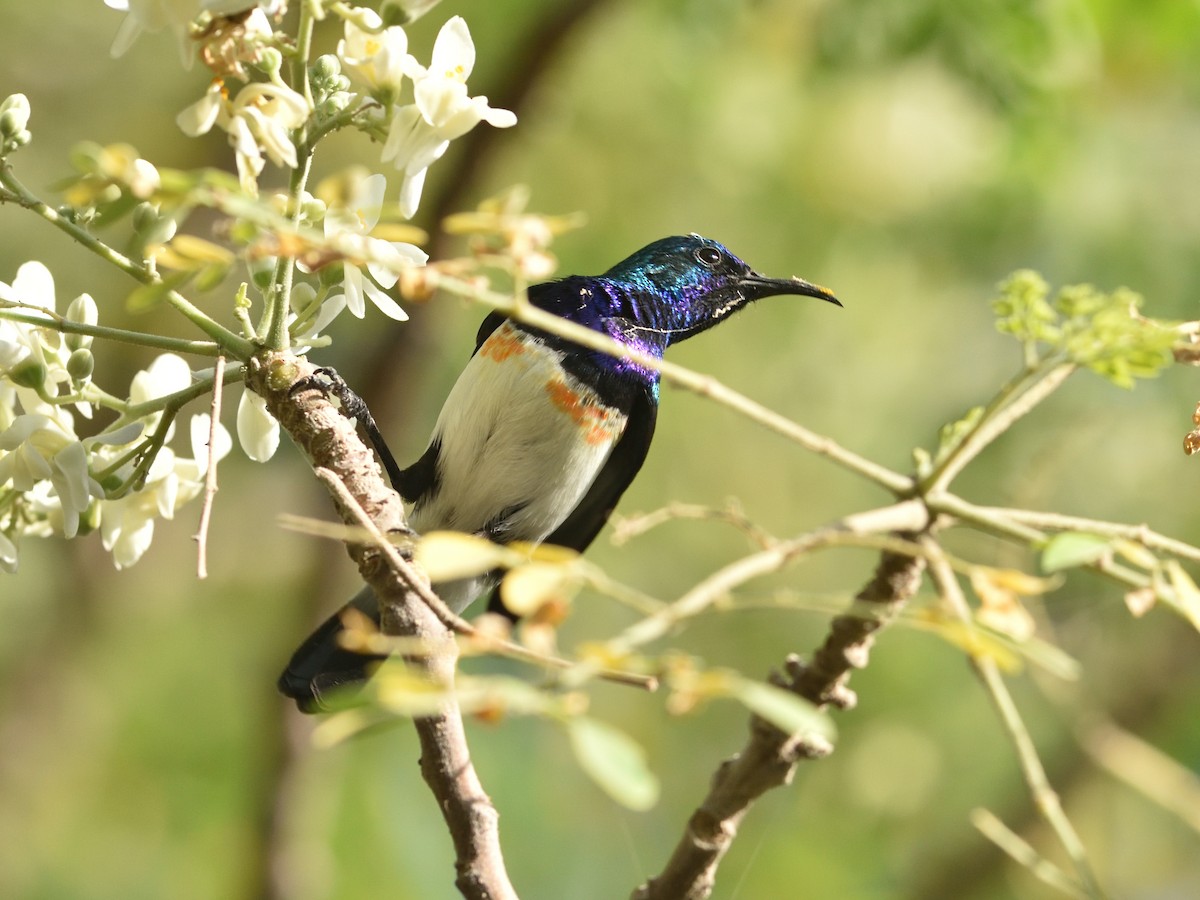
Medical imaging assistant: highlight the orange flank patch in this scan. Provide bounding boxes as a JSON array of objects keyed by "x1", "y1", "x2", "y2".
[
  {"x1": 545, "y1": 378, "x2": 619, "y2": 446},
  {"x1": 479, "y1": 326, "x2": 526, "y2": 362}
]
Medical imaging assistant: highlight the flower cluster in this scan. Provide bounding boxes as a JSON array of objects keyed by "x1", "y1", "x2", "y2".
[
  {"x1": 0, "y1": 262, "x2": 260, "y2": 572},
  {"x1": 163, "y1": 4, "x2": 513, "y2": 325}
]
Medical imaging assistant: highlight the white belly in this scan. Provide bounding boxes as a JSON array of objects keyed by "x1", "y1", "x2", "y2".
[{"x1": 409, "y1": 322, "x2": 627, "y2": 549}]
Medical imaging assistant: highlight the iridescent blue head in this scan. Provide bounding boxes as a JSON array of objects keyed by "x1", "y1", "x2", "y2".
[{"x1": 598, "y1": 233, "x2": 840, "y2": 349}]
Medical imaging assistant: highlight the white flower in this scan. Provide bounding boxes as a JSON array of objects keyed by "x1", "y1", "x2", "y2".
[
  {"x1": 323, "y1": 172, "x2": 426, "y2": 319},
  {"x1": 96, "y1": 413, "x2": 229, "y2": 570},
  {"x1": 131, "y1": 353, "x2": 193, "y2": 403},
  {"x1": 105, "y1": 0, "x2": 278, "y2": 61},
  {"x1": 0, "y1": 414, "x2": 101, "y2": 539},
  {"x1": 0, "y1": 262, "x2": 81, "y2": 414},
  {"x1": 189, "y1": 412, "x2": 233, "y2": 471},
  {"x1": 177, "y1": 80, "x2": 310, "y2": 195},
  {"x1": 236, "y1": 389, "x2": 279, "y2": 462},
  {"x1": 337, "y1": 10, "x2": 421, "y2": 96},
  {"x1": 381, "y1": 16, "x2": 515, "y2": 217},
  {"x1": 98, "y1": 448, "x2": 193, "y2": 569}
]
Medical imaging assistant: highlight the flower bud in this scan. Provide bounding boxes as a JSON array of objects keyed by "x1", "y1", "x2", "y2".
[
  {"x1": 317, "y1": 261, "x2": 345, "y2": 287},
  {"x1": 310, "y1": 54, "x2": 341, "y2": 83},
  {"x1": 0, "y1": 93, "x2": 31, "y2": 137},
  {"x1": 132, "y1": 202, "x2": 178, "y2": 244},
  {"x1": 76, "y1": 501, "x2": 101, "y2": 536},
  {"x1": 380, "y1": 0, "x2": 442, "y2": 25},
  {"x1": 318, "y1": 91, "x2": 353, "y2": 118},
  {"x1": 9, "y1": 358, "x2": 47, "y2": 390},
  {"x1": 257, "y1": 47, "x2": 284, "y2": 77},
  {"x1": 67, "y1": 347, "x2": 95, "y2": 381},
  {"x1": 66, "y1": 293, "x2": 98, "y2": 352},
  {"x1": 249, "y1": 256, "x2": 277, "y2": 290}
]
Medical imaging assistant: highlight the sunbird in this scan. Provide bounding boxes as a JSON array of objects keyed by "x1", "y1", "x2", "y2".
[{"x1": 280, "y1": 234, "x2": 839, "y2": 711}]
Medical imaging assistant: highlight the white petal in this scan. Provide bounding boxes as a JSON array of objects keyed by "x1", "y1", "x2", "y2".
[
  {"x1": 177, "y1": 86, "x2": 223, "y2": 136},
  {"x1": 236, "y1": 389, "x2": 280, "y2": 462},
  {"x1": 8, "y1": 261, "x2": 56, "y2": 313},
  {"x1": 398, "y1": 167, "x2": 428, "y2": 219},
  {"x1": 431, "y1": 16, "x2": 476, "y2": 80},
  {"x1": 362, "y1": 278, "x2": 409, "y2": 322},
  {"x1": 343, "y1": 265, "x2": 367, "y2": 318},
  {"x1": 189, "y1": 413, "x2": 232, "y2": 470},
  {"x1": 130, "y1": 353, "x2": 191, "y2": 404}
]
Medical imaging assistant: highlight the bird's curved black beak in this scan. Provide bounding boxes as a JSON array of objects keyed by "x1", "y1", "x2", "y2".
[{"x1": 741, "y1": 273, "x2": 842, "y2": 307}]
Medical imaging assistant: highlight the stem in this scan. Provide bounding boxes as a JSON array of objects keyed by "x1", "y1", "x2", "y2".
[
  {"x1": 0, "y1": 162, "x2": 255, "y2": 358},
  {"x1": 929, "y1": 492, "x2": 1154, "y2": 594},
  {"x1": 923, "y1": 540, "x2": 1107, "y2": 900},
  {"x1": 923, "y1": 360, "x2": 1075, "y2": 494},
  {"x1": 605, "y1": 501, "x2": 928, "y2": 657},
  {"x1": 0, "y1": 303, "x2": 224, "y2": 357},
  {"x1": 972, "y1": 506, "x2": 1200, "y2": 565},
  {"x1": 263, "y1": 152, "x2": 314, "y2": 351}
]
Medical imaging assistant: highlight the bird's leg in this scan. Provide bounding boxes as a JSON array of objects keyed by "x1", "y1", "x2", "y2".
[{"x1": 289, "y1": 367, "x2": 406, "y2": 493}]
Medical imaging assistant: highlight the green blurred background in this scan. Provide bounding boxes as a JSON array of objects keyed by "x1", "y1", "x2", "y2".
[{"x1": 2, "y1": 0, "x2": 1199, "y2": 897}]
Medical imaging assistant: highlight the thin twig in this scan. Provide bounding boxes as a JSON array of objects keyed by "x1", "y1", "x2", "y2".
[
  {"x1": 923, "y1": 361, "x2": 1075, "y2": 493},
  {"x1": 972, "y1": 505, "x2": 1200, "y2": 564},
  {"x1": 633, "y1": 534, "x2": 930, "y2": 900},
  {"x1": 311, "y1": 467, "x2": 658, "y2": 691},
  {"x1": 608, "y1": 501, "x2": 929, "y2": 657},
  {"x1": 1079, "y1": 717, "x2": 1200, "y2": 835},
  {"x1": 970, "y1": 808, "x2": 1088, "y2": 899},
  {"x1": 0, "y1": 161, "x2": 254, "y2": 357},
  {"x1": 921, "y1": 538, "x2": 1107, "y2": 900},
  {"x1": 194, "y1": 354, "x2": 225, "y2": 579}
]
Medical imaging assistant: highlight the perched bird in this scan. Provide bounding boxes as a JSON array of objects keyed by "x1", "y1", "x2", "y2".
[{"x1": 280, "y1": 233, "x2": 839, "y2": 711}]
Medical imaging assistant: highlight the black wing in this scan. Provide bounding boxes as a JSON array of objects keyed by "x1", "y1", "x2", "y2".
[{"x1": 545, "y1": 385, "x2": 657, "y2": 552}]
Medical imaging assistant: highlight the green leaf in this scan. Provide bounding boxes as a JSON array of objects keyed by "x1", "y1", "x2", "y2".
[
  {"x1": 725, "y1": 675, "x2": 836, "y2": 742},
  {"x1": 1040, "y1": 532, "x2": 1110, "y2": 572},
  {"x1": 565, "y1": 717, "x2": 659, "y2": 811}
]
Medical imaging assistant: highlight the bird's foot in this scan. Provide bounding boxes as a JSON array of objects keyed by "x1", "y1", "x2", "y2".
[{"x1": 290, "y1": 367, "x2": 405, "y2": 492}]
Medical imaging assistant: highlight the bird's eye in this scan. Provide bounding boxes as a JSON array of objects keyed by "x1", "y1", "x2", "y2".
[{"x1": 695, "y1": 247, "x2": 722, "y2": 268}]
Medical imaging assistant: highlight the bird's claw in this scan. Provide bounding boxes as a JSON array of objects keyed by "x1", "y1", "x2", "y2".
[{"x1": 290, "y1": 366, "x2": 405, "y2": 493}]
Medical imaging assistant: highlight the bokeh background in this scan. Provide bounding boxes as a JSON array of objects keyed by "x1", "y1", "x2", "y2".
[{"x1": 2, "y1": 1, "x2": 1199, "y2": 897}]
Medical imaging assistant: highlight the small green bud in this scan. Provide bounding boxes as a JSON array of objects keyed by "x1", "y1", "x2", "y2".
[
  {"x1": 318, "y1": 91, "x2": 353, "y2": 118},
  {"x1": 249, "y1": 257, "x2": 277, "y2": 290},
  {"x1": 311, "y1": 54, "x2": 341, "y2": 83},
  {"x1": 257, "y1": 47, "x2": 284, "y2": 76},
  {"x1": 67, "y1": 347, "x2": 95, "y2": 381},
  {"x1": 301, "y1": 194, "x2": 327, "y2": 223},
  {"x1": 9, "y1": 358, "x2": 47, "y2": 390},
  {"x1": 318, "y1": 261, "x2": 345, "y2": 287},
  {"x1": 76, "y1": 501, "x2": 101, "y2": 536}
]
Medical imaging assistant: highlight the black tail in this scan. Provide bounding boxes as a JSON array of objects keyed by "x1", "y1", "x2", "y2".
[{"x1": 278, "y1": 588, "x2": 387, "y2": 713}]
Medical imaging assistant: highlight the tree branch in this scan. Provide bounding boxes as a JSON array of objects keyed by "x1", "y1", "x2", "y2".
[
  {"x1": 245, "y1": 351, "x2": 517, "y2": 900},
  {"x1": 632, "y1": 520, "x2": 931, "y2": 900}
]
